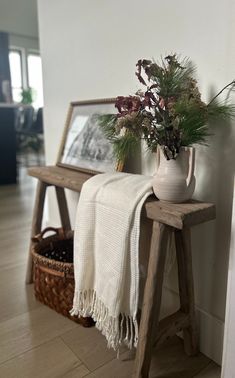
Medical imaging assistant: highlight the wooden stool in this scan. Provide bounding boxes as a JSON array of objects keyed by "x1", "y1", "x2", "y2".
[
  {"x1": 26, "y1": 165, "x2": 94, "y2": 283},
  {"x1": 27, "y1": 165, "x2": 215, "y2": 378},
  {"x1": 133, "y1": 200, "x2": 215, "y2": 377}
]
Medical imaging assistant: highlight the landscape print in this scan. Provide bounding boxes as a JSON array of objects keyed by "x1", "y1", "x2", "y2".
[{"x1": 61, "y1": 112, "x2": 116, "y2": 172}]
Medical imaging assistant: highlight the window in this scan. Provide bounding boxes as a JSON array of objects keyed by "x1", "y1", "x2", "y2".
[
  {"x1": 27, "y1": 54, "x2": 43, "y2": 108},
  {"x1": 9, "y1": 48, "x2": 44, "y2": 108},
  {"x1": 9, "y1": 50, "x2": 23, "y2": 102}
]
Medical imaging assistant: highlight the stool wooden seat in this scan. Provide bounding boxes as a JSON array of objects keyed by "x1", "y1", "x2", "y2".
[
  {"x1": 28, "y1": 165, "x2": 95, "y2": 191},
  {"x1": 27, "y1": 165, "x2": 216, "y2": 378}
]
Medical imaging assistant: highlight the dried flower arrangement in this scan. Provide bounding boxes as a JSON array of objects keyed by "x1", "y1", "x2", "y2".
[{"x1": 98, "y1": 54, "x2": 235, "y2": 162}]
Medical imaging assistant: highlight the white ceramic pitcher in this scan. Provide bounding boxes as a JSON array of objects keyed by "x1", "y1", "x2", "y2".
[{"x1": 152, "y1": 146, "x2": 196, "y2": 203}]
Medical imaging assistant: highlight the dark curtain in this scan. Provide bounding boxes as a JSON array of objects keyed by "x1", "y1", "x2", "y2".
[{"x1": 0, "y1": 31, "x2": 12, "y2": 103}]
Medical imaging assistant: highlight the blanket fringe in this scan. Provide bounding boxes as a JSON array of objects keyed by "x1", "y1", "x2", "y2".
[{"x1": 70, "y1": 290, "x2": 138, "y2": 350}]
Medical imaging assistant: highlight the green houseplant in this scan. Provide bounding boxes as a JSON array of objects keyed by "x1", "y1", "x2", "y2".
[
  {"x1": 98, "y1": 54, "x2": 235, "y2": 202},
  {"x1": 20, "y1": 87, "x2": 34, "y2": 105}
]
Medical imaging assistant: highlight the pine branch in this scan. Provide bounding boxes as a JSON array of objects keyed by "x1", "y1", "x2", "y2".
[
  {"x1": 208, "y1": 80, "x2": 235, "y2": 105},
  {"x1": 96, "y1": 114, "x2": 117, "y2": 140},
  {"x1": 112, "y1": 133, "x2": 139, "y2": 162},
  {"x1": 96, "y1": 55, "x2": 235, "y2": 160}
]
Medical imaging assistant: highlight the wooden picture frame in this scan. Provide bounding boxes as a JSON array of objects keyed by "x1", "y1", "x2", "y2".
[{"x1": 57, "y1": 98, "x2": 123, "y2": 174}]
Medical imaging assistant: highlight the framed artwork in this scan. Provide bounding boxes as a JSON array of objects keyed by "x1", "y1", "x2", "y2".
[{"x1": 57, "y1": 98, "x2": 123, "y2": 174}]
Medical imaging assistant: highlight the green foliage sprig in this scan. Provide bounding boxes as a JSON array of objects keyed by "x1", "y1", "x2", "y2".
[
  {"x1": 20, "y1": 87, "x2": 35, "y2": 105},
  {"x1": 98, "y1": 54, "x2": 235, "y2": 161}
]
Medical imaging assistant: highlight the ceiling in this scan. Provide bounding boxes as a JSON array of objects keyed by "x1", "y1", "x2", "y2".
[{"x1": 0, "y1": 0, "x2": 38, "y2": 39}]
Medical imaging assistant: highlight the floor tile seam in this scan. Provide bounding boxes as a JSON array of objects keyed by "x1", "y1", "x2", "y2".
[{"x1": 0, "y1": 335, "x2": 79, "y2": 368}]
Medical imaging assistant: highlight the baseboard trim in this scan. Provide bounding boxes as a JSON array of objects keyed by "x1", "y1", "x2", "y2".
[{"x1": 161, "y1": 286, "x2": 224, "y2": 365}]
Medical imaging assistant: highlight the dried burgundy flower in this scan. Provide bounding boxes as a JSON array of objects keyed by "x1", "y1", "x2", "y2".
[{"x1": 115, "y1": 96, "x2": 142, "y2": 117}]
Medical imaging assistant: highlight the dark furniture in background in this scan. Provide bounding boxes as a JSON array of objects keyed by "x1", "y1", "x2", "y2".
[
  {"x1": 0, "y1": 104, "x2": 44, "y2": 185},
  {"x1": 0, "y1": 106, "x2": 17, "y2": 184},
  {"x1": 16, "y1": 106, "x2": 44, "y2": 166},
  {"x1": 0, "y1": 32, "x2": 12, "y2": 103},
  {"x1": 34, "y1": 107, "x2": 43, "y2": 134}
]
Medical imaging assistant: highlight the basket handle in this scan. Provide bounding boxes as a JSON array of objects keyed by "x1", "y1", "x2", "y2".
[
  {"x1": 32, "y1": 227, "x2": 65, "y2": 243},
  {"x1": 38, "y1": 264, "x2": 65, "y2": 278},
  {"x1": 36, "y1": 264, "x2": 74, "y2": 280}
]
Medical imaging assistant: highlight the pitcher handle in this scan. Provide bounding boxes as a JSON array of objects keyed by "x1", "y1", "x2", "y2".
[
  {"x1": 156, "y1": 146, "x2": 160, "y2": 171},
  {"x1": 186, "y1": 148, "x2": 195, "y2": 187}
]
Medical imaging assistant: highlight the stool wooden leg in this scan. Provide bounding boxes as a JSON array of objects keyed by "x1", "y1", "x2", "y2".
[
  {"x1": 133, "y1": 222, "x2": 170, "y2": 378},
  {"x1": 25, "y1": 181, "x2": 47, "y2": 284},
  {"x1": 175, "y1": 227, "x2": 198, "y2": 356},
  {"x1": 55, "y1": 187, "x2": 71, "y2": 231}
]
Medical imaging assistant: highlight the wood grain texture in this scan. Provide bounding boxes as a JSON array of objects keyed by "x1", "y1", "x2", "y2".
[
  {"x1": 175, "y1": 228, "x2": 199, "y2": 356},
  {"x1": 63, "y1": 364, "x2": 90, "y2": 378},
  {"x1": 154, "y1": 311, "x2": 190, "y2": 348},
  {"x1": 0, "y1": 306, "x2": 77, "y2": 365},
  {"x1": 0, "y1": 337, "x2": 87, "y2": 378},
  {"x1": 56, "y1": 103, "x2": 74, "y2": 165},
  {"x1": 26, "y1": 180, "x2": 47, "y2": 284},
  {"x1": 61, "y1": 325, "x2": 124, "y2": 372},
  {"x1": 150, "y1": 336, "x2": 205, "y2": 377},
  {"x1": 1, "y1": 229, "x2": 31, "y2": 270},
  {"x1": 144, "y1": 197, "x2": 216, "y2": 229},
  {"x1": 134, "y1": 222, "x2": 170, "y2": 378},
  {"x1": 0, "y1": 265, "x2": 42, "y2": 323},
  {"x1": 28, "y1": 165, "x2": 94, "y2": 192},
  {"x1": 194, "y1": 362, "x2": 221, "y2": 377},
  {"x1": 87, "y1": 336, "x2": 211, "y2": 378},
  {"x1": 55, "y1": 186, "x2": 71, "y2": 230},
  {"x1": 28, "y1": 166, "x2": 216, "y2": 229}
]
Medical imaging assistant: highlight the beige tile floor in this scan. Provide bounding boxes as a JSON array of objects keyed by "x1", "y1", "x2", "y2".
[{"x1": 0, "y1": 169, "x2": 221, "y2": 377}]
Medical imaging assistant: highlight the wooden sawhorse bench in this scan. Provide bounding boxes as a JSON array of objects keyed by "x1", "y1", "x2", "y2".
[{"x1": 27, "y1": 165, "x2": 216, "y2": 378}]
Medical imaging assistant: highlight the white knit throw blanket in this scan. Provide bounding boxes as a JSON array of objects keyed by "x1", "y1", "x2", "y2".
[{"x1": 71, "y1": 172, "x2": 153, "y2": 350}]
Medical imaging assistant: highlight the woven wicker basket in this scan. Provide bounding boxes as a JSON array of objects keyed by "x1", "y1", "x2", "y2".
[{"x1": 31, "y1": 227, "x2": 93, "y2": 327}]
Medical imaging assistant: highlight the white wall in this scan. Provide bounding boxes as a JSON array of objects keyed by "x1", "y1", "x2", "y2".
[
  {"x1": 222, "y1": 181, "x2": 235, "y2": 377},
  {"x1": 38, "y1": 0, "x2": 235, "y2": 364}
]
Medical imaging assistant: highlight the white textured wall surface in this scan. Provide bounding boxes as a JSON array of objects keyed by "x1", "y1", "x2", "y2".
[
  {"x1": 38, "y1": 0, "x2": 235, "y2": 364},
  {"x1": 222, "y1": 182, "x2": 235, "y2": 377}
]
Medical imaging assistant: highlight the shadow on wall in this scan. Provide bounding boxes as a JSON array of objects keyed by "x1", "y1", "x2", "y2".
[
  {"x1": 138, "y1": 84, "x2": 235, "y2": 328},
  {"x1": 192, "y1": 108, "x2": 235, "y2": 321},
  {"x1": 124, "y1": 141, "x2": 142, "y2": 174}
]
